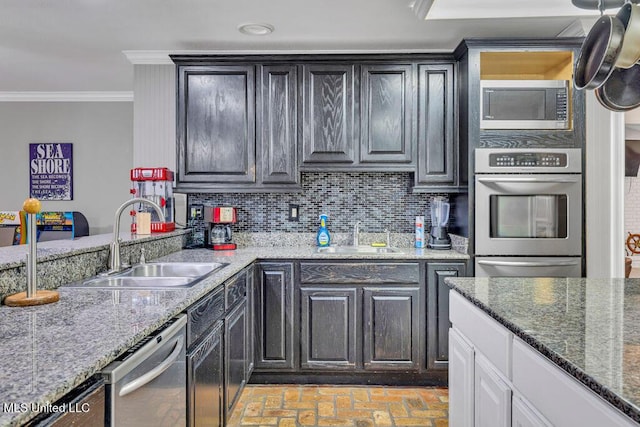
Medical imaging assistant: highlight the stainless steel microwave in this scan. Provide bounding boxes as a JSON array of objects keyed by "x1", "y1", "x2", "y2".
[{"x1": 480, "y1": 80, "x2": 569, "y2": 130}]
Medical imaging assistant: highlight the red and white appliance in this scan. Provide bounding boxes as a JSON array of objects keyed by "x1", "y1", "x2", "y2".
[
  {"x1": 205, "y1": 206, "x2": 237, "y2": 250},
  {"x1": 130, "y1": 167, "x2": 175, "y2": 233}
]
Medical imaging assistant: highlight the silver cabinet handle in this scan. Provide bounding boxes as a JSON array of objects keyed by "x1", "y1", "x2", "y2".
[
  {"x1": 118, "y1": 335, "x2": 184, "y2": 397},
  {"x1": 476, "y1": 177, "x2": 579, "y2": 184},
  {"x1": 477, "y1": 259, "x2": 580, "y2": 267}
]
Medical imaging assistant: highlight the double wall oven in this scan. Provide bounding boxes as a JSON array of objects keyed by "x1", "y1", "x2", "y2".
[{"x1": 475, "y1": 148, "x2": 583, "y2": 277}]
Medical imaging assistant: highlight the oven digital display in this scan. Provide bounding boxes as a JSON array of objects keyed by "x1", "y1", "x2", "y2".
[{"x1": 489, "y1": 152, "x2": 568, "y2": 167}]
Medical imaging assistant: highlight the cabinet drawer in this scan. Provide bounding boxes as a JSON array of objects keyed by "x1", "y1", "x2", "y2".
[
  {"x1": 187, "y1": 288, "x2": 225, "y2": 347},
  {"x1": 300, "y1": 262, "x2": 419, "y2": 284},
  {"x1": 512, "y1": 338, "x2": 637, "y2": 427},
  {"x1": 450, "y1": 291, "x2": 512, "y2": 379},
  {"x1": 226, "y1": 271, "x2": 247, "y2": 310}
]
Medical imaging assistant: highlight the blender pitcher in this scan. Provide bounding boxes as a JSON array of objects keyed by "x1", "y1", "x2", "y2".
[{"x1": 428, "y1": 197, "x2": 452, "y2": 250}]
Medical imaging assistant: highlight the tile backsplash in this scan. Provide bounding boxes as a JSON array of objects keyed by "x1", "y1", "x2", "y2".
[{"x1": 187, "y1": 172, "x2": 454, "y2": 242}]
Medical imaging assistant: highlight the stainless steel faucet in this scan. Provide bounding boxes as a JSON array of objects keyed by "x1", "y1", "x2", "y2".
[
  {"x1": 353, "y1": 221, "x2": 361, "y2": 246},
  {"x1": 108, "y1": 198, "x2": 164, "y2": 274}
]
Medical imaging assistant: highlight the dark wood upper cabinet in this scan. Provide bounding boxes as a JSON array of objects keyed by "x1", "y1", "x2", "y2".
[
  {"x1": 301, "y1": 64, "x2": 357, "y2": 164},
  {"x1": 360, "y1": 64, "x2": 413, "y2": 164},
  {"x1": 258, "y1": 65, "x2": 299, "y2": 185},
  {"x1": 415, "y1": 63, "x2": 457, "y2": 189},
  {"x1": 172, "y1": 54, "x2": 461, "y2": 189},
  {"x1": 176, "y1": 65, "x2": 256, "y2": 185}
]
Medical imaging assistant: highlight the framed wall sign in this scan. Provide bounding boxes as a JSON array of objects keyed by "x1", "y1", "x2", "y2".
[{"x1": 29, "y1": 143, "x2": 73, "y2": 200}]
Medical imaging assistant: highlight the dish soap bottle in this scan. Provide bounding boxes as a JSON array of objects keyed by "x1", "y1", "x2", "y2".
[{"x1": 316, "y1": 214, "x2": 331, "y2": 247}]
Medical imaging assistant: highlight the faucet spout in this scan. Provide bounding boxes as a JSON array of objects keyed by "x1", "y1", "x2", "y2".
[
  {"x1": 109, "y1": 198, "x2": 164, "y2": 273},
  {"x1": 353, "y1": 221, "x2": 362, "y2": 247}
]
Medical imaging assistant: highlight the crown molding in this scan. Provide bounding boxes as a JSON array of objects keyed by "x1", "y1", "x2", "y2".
[
  {"x1": 122, "y1": 48, "x2": 450, "y2": 64},
  {"x1": 0, "y1": 91, "x2": 133, "y2": 102}
]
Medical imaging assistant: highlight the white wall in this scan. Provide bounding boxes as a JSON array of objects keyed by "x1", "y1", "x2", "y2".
[
  {"x1": 0, "y1": 102, "x2": 133, "y2": 234},
  {"x1": 133, "y1": 64, "x2": 176, "y2": 169}
]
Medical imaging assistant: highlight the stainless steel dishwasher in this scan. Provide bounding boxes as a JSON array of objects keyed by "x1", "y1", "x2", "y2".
[{"x1": 102, "y1": 314, "x2": 187, "y2": 427}]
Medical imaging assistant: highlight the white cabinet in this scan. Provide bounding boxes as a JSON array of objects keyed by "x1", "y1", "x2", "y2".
[
  {"x1": 474, "y1": 353, "x2": 511, "y2": 427},
  {"x1": 512, "y1": 395, "x2": 551, "y2": 427},
  {"x1": 449, "y1": 289, "x2": 638, "y2": 427},
  {"x1": 449, "y1": 328, "x2": 474, "y2": 427}
]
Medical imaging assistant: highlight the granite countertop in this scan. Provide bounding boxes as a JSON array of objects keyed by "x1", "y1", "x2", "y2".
[
  {"x1": 446, "y1": 277, "x2": 640, "y2": 423},
  {"x1": 0, "y1": 245, "x2": 466, "y2": 426}
]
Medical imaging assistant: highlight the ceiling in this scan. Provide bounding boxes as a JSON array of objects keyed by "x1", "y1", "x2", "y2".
[{"x1": 0, "y1": 0, "x2": 607, "y2": 93}]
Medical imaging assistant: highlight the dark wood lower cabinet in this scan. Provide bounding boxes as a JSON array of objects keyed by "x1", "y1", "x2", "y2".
[
  {"x1": 300, "y1": 287, "x2": 358, "y2": 370},
  {"x1": 187, "y1": 321, "x2": 224, "y2": 427},
  {"x1": 427, "y1": 262, "x2": 467, "y2": 370},
  {"x1": 254, "y1": 263, "x2": 295, "y2": 370},
  {"x1": 363, "y1": 287, "x2": 420, "y2": 370},
  {"x1": 225, "y1": 299, "x2": 248, "y2": 417}
]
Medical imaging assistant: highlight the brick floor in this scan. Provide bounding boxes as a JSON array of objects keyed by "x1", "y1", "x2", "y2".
[{"x1": 227, "y1": 385, "x2": 448, "y2": 427}]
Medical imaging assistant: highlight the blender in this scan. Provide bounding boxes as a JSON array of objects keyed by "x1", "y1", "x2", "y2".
[{"x1": 428, "y1": 197, "x2": 452, "y2": 250}]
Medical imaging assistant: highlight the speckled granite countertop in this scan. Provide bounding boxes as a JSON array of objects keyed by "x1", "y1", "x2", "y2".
[
  {"x1": 0, "y1": 245, "x2": 466, "y2": 426},
  {"x1": 446, "y1": 277, "x2": 640, "y2": 423}
]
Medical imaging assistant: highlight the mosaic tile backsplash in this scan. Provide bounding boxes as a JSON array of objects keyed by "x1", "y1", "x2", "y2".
[{"x1": 188, "y1": 172, "x2": 456, "y2": 240}]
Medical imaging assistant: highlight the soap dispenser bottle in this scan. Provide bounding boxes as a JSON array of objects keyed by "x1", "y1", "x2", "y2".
[{"x1": 316, "y1": 214, "x2": 331, "y2": 247}]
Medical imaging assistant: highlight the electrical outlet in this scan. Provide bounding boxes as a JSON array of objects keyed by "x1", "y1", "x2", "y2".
[
  {"x1": 288, "y1": 204, "x2": 300, "y2": 221},
  {"x1": 189, "y1": 204, "x2": 203, "y2": 220}
]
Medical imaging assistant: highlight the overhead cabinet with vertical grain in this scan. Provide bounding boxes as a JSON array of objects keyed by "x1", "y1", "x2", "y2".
[
  {"x1": 172, "y1": 57, "x2": 300, "y2": 193},
  {"x1": 172, "y1": 54, "x2": 460, "y2": 190}
]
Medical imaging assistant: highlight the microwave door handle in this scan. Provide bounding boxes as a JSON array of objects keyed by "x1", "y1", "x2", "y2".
[
  {"x1": 476, "y1": 177, "x2": 579, "y2": 184},
  {"x1": 118, "y1": 335, "x2": 184, "y2": 397},
  {"x1": 477, "y1": 259, "x2": 581, "y2": 267}
]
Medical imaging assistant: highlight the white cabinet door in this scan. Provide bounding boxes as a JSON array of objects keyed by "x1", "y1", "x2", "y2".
[
  {"x1": 512, "y1": 395, "x2": 551, "y2": 427},
  {"x1": 475, "y1": 353, "x2": 511, "y2": 427},
  {"x1": 449, "y1": 328, "x2": 474, "y2": 427}
]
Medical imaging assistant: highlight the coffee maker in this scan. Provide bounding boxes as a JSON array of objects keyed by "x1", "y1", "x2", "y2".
[
  {"x1": 428, "y1": 197, "x2": 452, "y2": 250},
  {"x1": 204, "y1": 206, "x2": 237, "y2": 250}
]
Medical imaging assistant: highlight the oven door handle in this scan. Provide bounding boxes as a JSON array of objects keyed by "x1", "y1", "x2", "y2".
[
  {"x1": 118, "y1": 335, "x2": 184, "y2": 397},
  {"x1": 476, "y1": 177, "x2": 579, "y2": 184},
  {"x1": 477, "y1": 259, "x2": 581, "y2": 267}
]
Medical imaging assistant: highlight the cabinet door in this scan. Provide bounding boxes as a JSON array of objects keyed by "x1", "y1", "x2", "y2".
[
  {"x1": 416, "y1": 63, "x2": 456, "y2": 186},
  {"x1": 302, "y1": 64, "x2": 356, "y2": 164},
  {"x1": 254, "y1": 263, "x2": 295, "y2": 370},
  {"x1": 426, "y1": 261, "x2": 466, "y2": 370},
  {"x1": 449, "y1": 328, "x2": 475, "y2": 427},
  {"x1": 360, "y1": 64, "x2": 413, "y2": 164},
  {"x1": 188, "y1": 321, "x2": 223, "y2": 427},
  {"x1": 362, "y1": 287, "x2": 420, "y2": 370},
  {"x1": 245, "y1": 265, "x2": 254, "y2": 377},
  {"x1": 512, "y1": 395, "x2": 552, "y2": 427},
  {"x1": 300, "y1": 287, "x2": 358, "y2": 370},
  {"x1": 475, "y1": 353, "x2": 512, "y2": 427},
  {"x1": 225, "y1": 299, "x2": 247, "y2": 417},
  {"x1": 177, "y1": 65, "x2": 256, "y2": 184},
  {"x1": 258, "y1": 65, "x2": 299, "y2": 184}
]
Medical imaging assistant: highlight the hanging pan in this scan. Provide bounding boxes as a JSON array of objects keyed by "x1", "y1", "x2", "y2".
[
  {"x1": 614, "y1": 2, "x2": 640, "y2": 68},
  {"x1": 574, "y1": 14, "x2": 626, "y2": 89},
  {"x1": 595, "y1": 62, "x2": 640, "y2": 111}
]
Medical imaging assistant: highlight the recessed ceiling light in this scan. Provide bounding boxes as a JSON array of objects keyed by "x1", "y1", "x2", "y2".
[{"x1": 238, "y1": 23, "x2": 275, "y2": 36}]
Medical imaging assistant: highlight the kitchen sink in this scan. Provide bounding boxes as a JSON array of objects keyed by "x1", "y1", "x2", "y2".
[
  {"x1": 117, "y1": 262, "x2": 226, "y2": 278},
  {"x1": 79, "y1": 276, "x2": 197, "y2": 289},
  {"x1": 315, "y1": 246, "x2": 400, "y2": 254},
  {"x1": 64, "y1": 262, "x2": 229, "y2": 289}
]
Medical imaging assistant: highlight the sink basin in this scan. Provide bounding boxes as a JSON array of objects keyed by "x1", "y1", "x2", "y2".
[
  {"x1": 315, "y1": 246, "x2": 400, "y2": 254},
  {"x1": 79, "y1": 276, "x2": 197, "y2": 289},
  {"x1": 64, "y1": 262, "x2": 229, "y2": 289},
  {"x1": 117, "y1": 262, "x2": 226, "y2": 278}
]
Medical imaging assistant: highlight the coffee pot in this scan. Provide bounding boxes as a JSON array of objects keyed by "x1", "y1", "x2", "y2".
[{"x1": 210, "y1": 224, "x2": 232, "y2": 245}]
